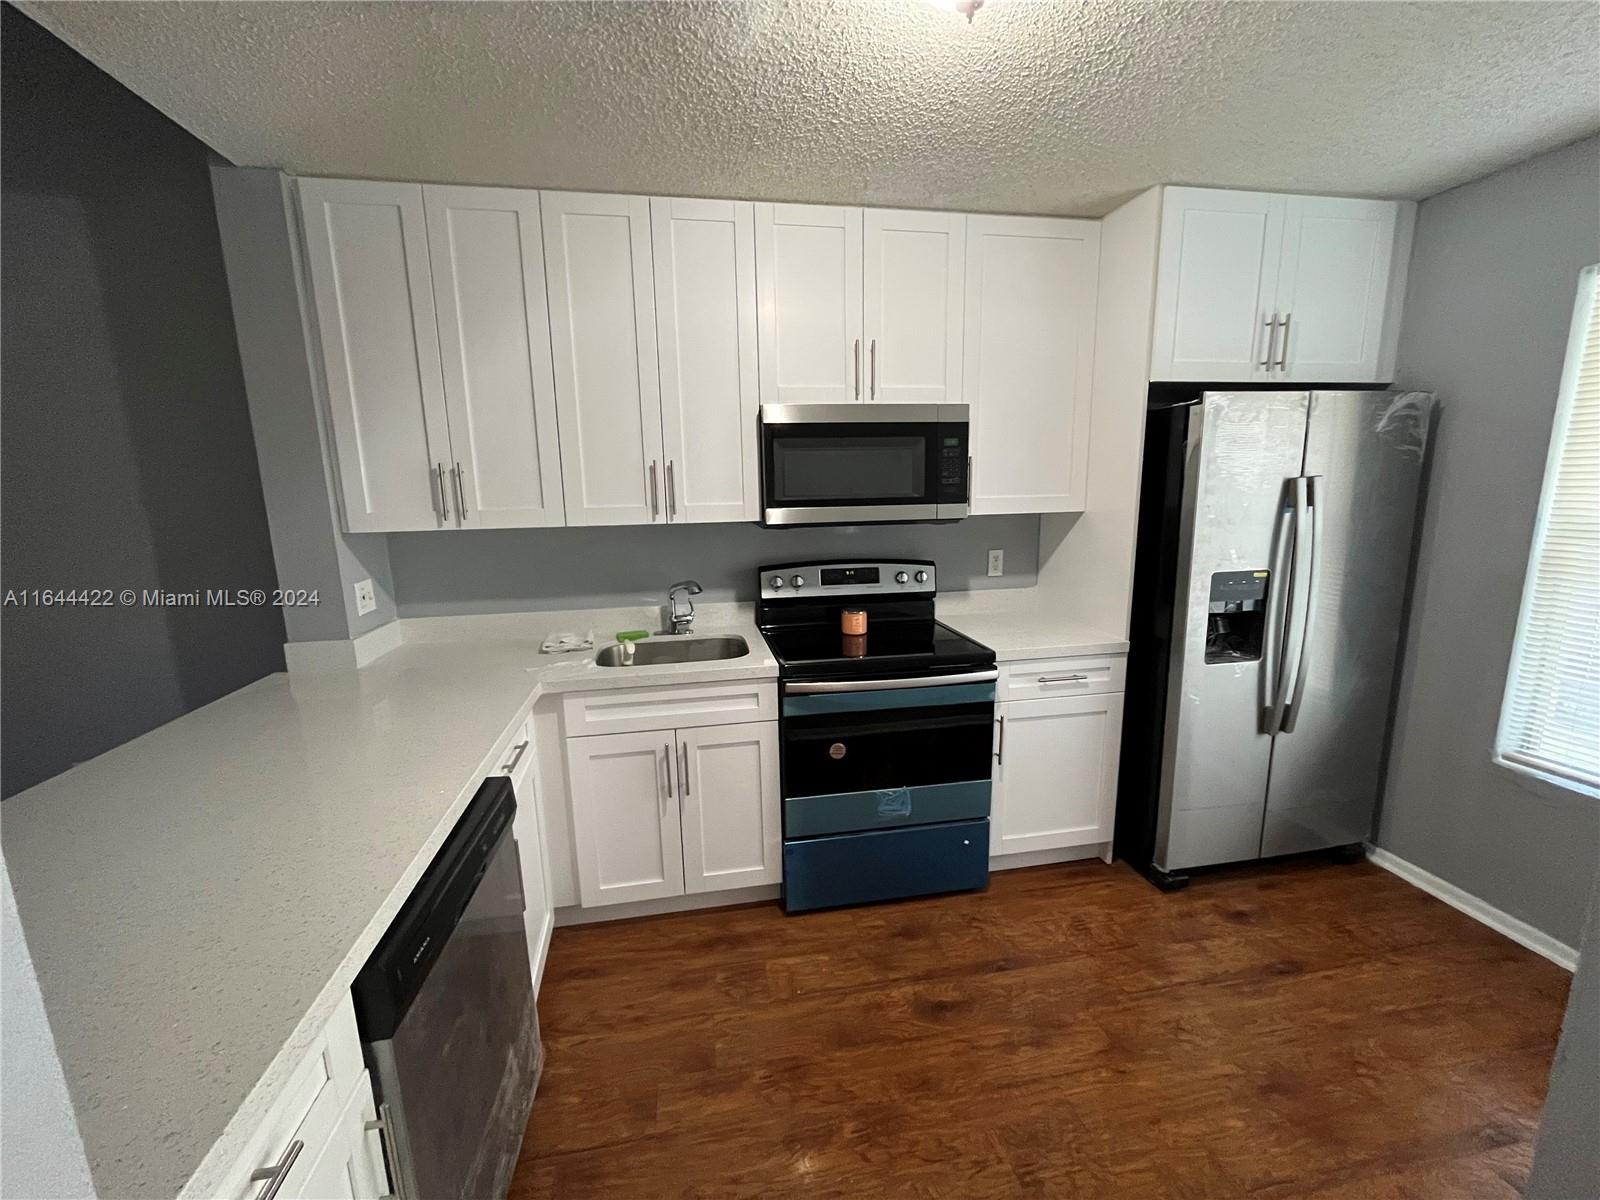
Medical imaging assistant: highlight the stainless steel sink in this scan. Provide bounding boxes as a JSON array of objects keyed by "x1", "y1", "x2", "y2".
[{"x1": 594, "y1": 635, "x2": 750, "y2": 667}]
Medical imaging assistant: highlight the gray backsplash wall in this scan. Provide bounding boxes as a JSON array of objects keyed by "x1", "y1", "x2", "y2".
[{"x1": 389, "y1": 515, "x2": 1040, "y2": 616}]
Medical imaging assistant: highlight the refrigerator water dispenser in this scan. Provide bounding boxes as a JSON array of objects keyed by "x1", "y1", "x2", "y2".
[{"x1": 1204, "y1": 570, "x2": 1269, "y2": 663}]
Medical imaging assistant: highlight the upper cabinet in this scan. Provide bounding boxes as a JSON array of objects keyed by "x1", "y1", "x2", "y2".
[
  {"x1": 423, "y1": 185, "x2": 565, "y2": 528},
  {"x1": 299, "y1": 179, "x2": 454, "y2": 533},
  {"x1": 300, "y1": 178, "x2": 565, "y2": 531},
  {"x1": 862, "y1": 209, "x2": 965, "y2": 404},
  {"x1": 963, "y1": 215, "x2": 1099, "y2": 514},
  {"x1": 541, "y1": 191, "x2": 664, "y2": 527},
  {"x1": 754, "y1": 204, "x2": 863, "y2": 404},
  {"x1": 651, "y1": 197, "x2": 761, "y2": 522},
  {"x1": 1149, "y1": 187, "x2": 1414, "y2": 384},
  {"x1": 754, "y1": 203, "x2": 965, "y2": 404}
]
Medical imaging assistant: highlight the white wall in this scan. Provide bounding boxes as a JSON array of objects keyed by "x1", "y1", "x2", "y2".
[
  {"x1": 1, "y1": 855, "x2": 94, "y2": 1200},
  {"x1": 1378, "y1": 135, "x2": 1600, "y2": 947}
]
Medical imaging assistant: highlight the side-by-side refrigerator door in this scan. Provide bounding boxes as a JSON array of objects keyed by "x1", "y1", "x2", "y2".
[
  {"x1": 1261, "y1": 390, "x2": 1429, "y2": 856},
  {"x1": 1156, "y1": 391, "x2": 1309, "y2": 872}
]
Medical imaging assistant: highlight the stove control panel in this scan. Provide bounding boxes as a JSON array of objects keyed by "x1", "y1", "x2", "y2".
[{"x1": 758, "y1": 560, "x2": 935, "y2": 601}]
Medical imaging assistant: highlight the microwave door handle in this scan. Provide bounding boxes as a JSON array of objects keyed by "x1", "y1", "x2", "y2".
[{"x1": 1281, "y1": 476, "x2": 1323, "y2": 733}]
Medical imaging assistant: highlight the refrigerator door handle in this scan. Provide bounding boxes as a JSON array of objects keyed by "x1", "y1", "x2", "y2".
[
  {"x1": 1270, "y1": 476, "x2": 1312, "y2": 733},
  {"x1": 1281, "y1": 475, "x2": 1324, "y2": 733},
  {"x1": 1261, "y1": 490, "x2": 1296, "y2": 733}
]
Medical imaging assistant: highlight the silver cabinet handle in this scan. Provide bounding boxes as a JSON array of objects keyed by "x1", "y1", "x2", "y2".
[
  {"x1": 870, "y1": 338, "x2": 878, "y2": 399},
  {"x1": 451, "y1": 461, "x2": 468, "y2": 520},
  {"x1": 679, "y1": 741, "x2": 690, "y2": 798},
  {"x1": 995, "y1": 715, "x2": 1005, "y2": 765},
  {"x1": 500, "y1": 740, "x2": 529, "y2": 774},
  {"x1": 1037, "y1": 674, "x2": 1089, "y2": 684},
  {"x1": 249, "y1": 1139, "x2": 303, "y2": 1200},
  {"x1": 1275, "y1": 312, "x2": 1291, "y2": 370},
  {"x1": 853, "y1": 338, "x2": 862, "y2": 400},
  {"x1": 1259, "y1": 313, "x2": 1279, "y2": 368},
  {"x1": 666, "y1": 460, "x2": 677, "y2": 520},
  {"x1": 663, "y1": 743, "x2": 673, "y2": 800},
  {"x1": 434, "y1": 462, "x2": 450, "y2": 522},
  {"x1": 647, "y1": 461, "x2": 660, "y2": 519},
  {"x1": 366, "y1": 1104, "x2": 399, "y2": 1198}
]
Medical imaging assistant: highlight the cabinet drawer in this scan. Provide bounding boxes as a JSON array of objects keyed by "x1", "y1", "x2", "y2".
[
  {"x1": 217, "y1": 997, "x2": 364, "y2": 1200},
  {"x1": 563, "y1": 679, "x2": 777, "y2": 737},
  {"x1": 1000, "y1": 655, "x2": 1125, "y2": 701}
]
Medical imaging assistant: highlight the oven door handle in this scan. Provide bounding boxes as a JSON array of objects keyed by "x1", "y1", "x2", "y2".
[{"x1": 784, "y1": 669, "x2": 998, "y2": 694}]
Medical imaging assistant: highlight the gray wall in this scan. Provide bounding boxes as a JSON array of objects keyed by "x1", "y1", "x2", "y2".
[
  {"x1": 0, "y1": 7, "x2": 285, "y2": 797},
  {"x1": 1527, "y1": 867, "x2": 1600, "y2": 1199},
  {"x1": 210, "y1": 165, "x2": 398, "y2": 642},
  {"x1": 1378, "y1": 135, "x2": 1600, "y2": 947},
  {"x1": 389, "y1": 515, "x2": 1040, "y2": 616}
]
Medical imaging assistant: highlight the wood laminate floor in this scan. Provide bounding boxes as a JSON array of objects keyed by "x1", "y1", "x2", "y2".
[{"x1": 509, "y1": 859, "x2": 1570, "y2": 1199}]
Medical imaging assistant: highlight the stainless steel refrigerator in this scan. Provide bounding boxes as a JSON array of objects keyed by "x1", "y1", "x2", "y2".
[{"x1": 1117, "y1": 389, "x2": 1434, "y2": 889}]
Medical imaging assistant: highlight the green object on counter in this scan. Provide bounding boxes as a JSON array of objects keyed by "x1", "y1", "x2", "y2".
[{"x1": 616, "y1": 630, "x2": 651, "y2": 643}]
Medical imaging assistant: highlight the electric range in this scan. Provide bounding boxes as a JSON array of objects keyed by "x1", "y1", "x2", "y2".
[{"x1": 756, "y1": 559, "x2": 997, "y2": 913}]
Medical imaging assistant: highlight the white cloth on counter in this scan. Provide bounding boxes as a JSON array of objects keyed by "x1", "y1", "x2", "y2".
[{"x1": 540, "y1": 630, "x2": 595, "y2": 654}]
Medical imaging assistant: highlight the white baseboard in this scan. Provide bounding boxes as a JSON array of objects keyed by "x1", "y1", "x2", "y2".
[
  {"x1": 1365, "y1": 844, "x2": 1577, "y2": 971},
  {"x1": 990, "y1": 844, "x2": 1111, "y2": 872},
  {"x1": 554, "y1": 884, "x2": 780, "y2": 927},
  {"x1": 283, "y1": 620, "x2": 404, "y2": 673}
]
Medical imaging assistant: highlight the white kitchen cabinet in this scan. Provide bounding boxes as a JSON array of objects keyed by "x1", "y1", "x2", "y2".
[
  {"x1": 541, "y1": 191, "x2": 665, "y2": 526},
  {"x1": 755, "y1": 203, "x2": 864, "y2": 404},
  {"x1": 565, "y1": 729, "x2": 685, "y2": 906},
  {"x1": 862, "y1": 208, "x2": 965, "y2": 404},
  {"x1": 1149, "y1": 187, "x2": 1411, "y2": 383},
  {"x1": 678, "y1": 721, "x2": 781, "y2": 893},
  {"x1": 298, "y1": 178, "x2": 453, "y2": 532},
  {"x1": 566, "y1": 717, "x2": 781, "y2": 908},
  {"x1": 423, "y1": 185, "x2": 566, "y2": 528},
  {"x1": 991, "y1": 692, "x2": 1123, "y2": 856},
  {"x1": 295, "y1": 1072, "x2": 389, "y2": 1200},
  {"x1": 962, "y1": 214, "x2": 1099, "y2": 514},
  {"x1": 650, "y1": 197, "x2": 761, "y2": 522},
  {"x1": 503, "y1": 719, "x2": 554, "y2": 993}
]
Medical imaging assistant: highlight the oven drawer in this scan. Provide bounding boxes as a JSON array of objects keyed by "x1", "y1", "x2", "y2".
[
  {"x1": 785, "y1": 780, "x2": 991, "y2": 838},
  {"x1": 1000, "y1": 654, "x2": 1126, "y2": 701},
  {"x1": 782, "y1": 818, "x2": 989, "y2": 913}
]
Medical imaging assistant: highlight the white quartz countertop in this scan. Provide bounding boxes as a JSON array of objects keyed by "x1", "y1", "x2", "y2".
[
  {"x1": 0, "y1": 604, "x2": 775, "y2": 1200},
  {"x1": 936, "y1": 592, "x2": 1129, "y2": 660}
]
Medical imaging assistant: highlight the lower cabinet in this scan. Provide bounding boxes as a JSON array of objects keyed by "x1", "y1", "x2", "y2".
[
  {"x1": 297, "y1": 1072, "x2": 388, "y2": 1200},
  {"x1": 566, "y1": 720, "x2": 780, "y2": 907},
  {"x1": 991, "y1": 692, "x2": 1123, "y2": 856}
]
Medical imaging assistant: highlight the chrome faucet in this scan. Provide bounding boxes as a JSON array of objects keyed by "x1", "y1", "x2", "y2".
[{"x1": 667, "y1": 580, "x2": 703, "y2": 634}]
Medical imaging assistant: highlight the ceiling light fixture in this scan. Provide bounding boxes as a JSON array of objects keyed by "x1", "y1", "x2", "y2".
[{"x1": 930, "y1": 0, "x2": 985, "y2": 23}]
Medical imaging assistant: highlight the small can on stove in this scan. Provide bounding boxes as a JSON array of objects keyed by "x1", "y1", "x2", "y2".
[{"x1": 841, "y1": 608, "x2": 868, "y2": 635}]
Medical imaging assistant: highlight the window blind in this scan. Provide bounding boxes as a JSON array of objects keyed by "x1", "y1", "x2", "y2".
[{"x1": 1496, "y1": 263, "x2": 1600, "y2": 795}]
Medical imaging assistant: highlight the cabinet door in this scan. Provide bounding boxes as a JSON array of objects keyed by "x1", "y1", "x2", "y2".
[
  {"x1": 298, "y1": 178, "x2": 452, "y2": 532},
  {"x1": 506, "y1": 727, "x2": 554, "y2": 993},
  {"x1": 565, "y1": 731, "x2": 685, "y2": 906},
  {"x1": 991, "y1": 693, "x2": 1123, "y2": 856},
  {"x1": 294, "y1": 1073, "x2": 388, "y2": 1200},
  {"x1": 963, "y1": 215, "x2": 1099, "y2": 514},
  {"x1": 651, "y1": 197, "x2": 760, "y2": 522},
  {"x1": 1150, "y1": 188, "x2": 1284, "y2": 382},
  {"x1": 754, "y1": 203, "x2": 863, "y2": 404},
  {"x1": 541, "y1": 192, "x2": 664, "y2": 526},
  {"x1": 423, "y1": 185, "x2": 565, "y2": 528},
  {"x1": 678, "y1": 721, "x2": 781, "y2": 894},
  {"x1": 1274, "y1": 196, "x2": 1402, "y2": 383},
  {"x1": 862, "y1": 208, "x2": 965, "y2": 404}
]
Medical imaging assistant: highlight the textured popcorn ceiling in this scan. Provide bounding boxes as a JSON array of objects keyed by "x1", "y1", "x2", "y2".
[{"x1": 19, "y1": 0, "x2": 1600, "y2": 215}]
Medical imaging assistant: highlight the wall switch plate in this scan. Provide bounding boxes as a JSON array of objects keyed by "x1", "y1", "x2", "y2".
[
  {"x1": 353, "y1": 578, "x2": 376, "y2": 616},
  {"x1": 987, "y1": 549, "x2": 1004, "y2": 577}
]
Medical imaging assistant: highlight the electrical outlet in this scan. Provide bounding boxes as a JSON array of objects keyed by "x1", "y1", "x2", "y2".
[
  {"x1": 987, "y1": 549, "x2": 1004, "y2": 578},
  {"x1": 353, "y1": 578, "x2": 376, "y2": 616}
]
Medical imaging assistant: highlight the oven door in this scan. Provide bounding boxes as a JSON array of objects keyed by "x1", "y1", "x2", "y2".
[
  {"x1": 760, "y1": 404, "x2": 969, "y2": 525},
  {"x1": 780, "y1": 672, "x2": 996, "y2": 835}
]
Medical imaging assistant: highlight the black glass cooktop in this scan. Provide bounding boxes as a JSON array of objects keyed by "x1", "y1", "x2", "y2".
[{"x1": 761, "y1": 618, "x2": 994, "y2": 681}]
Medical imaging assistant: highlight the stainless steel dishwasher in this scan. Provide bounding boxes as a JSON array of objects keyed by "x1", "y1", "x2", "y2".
[{"x1": 353, "y1": 776, "x2": 543, "y2": 1200}]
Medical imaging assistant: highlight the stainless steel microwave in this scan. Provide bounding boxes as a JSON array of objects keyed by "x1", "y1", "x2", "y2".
[{"x1": 759, "y1": 404, "x2": 970, "y2": 526}]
